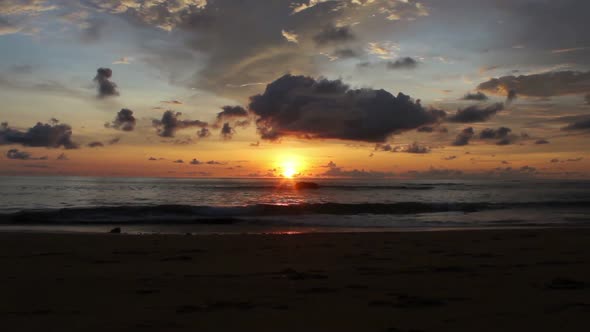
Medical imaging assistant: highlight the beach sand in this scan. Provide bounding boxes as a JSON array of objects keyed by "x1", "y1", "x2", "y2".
[{"x1": 1, "y1": 229, "x2": 589, "y2": 331}]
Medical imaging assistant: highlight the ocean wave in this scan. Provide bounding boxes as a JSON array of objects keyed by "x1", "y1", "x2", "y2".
[{"x1": 1, "y1": 201, "x2": 590, "y2": 224}]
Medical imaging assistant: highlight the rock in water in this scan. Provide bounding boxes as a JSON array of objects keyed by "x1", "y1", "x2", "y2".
[
  {"x1": 294, "y1": 181, "x2": 320, "y2": 190},
  {"x1": 109, "y1": 227, "x2": 122, "y2": 234}
]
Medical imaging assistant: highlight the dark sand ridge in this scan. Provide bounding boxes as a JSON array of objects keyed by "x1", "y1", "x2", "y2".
[{"x1": 1, "y1": 229, "x2": 590, "y2": 331}]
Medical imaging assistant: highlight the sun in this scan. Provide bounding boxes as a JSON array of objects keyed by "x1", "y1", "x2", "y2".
[
  {"x1": 282, "y1": 161, "x2": 297, "y2": 178},
  {"x1": 278, "y1": 157, "x2": 304, "y2": 178}
]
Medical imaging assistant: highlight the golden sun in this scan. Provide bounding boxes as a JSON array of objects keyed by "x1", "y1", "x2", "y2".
[{"x1": 278, "y1": 157, "x2": 304, "y2": 178}]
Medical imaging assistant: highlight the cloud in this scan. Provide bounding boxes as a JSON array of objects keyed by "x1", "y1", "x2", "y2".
[
  {"x1": 461, "y1": 91, "x2": 488, "y2": 101},
  {"x1": 249, "y1": 74, "x2": 445, "y2": 142},
  {"x1": 220, "y1": 122, "x2": 235, "y2": 139},
  {"x1": 0, "y1": 120, "x2": 78, "y2": 149},
  {"x1": 478, "y1": 71, "x2": 590, "y2": 98},
  {"x1": 313, "y1": 24, "x2": 355, "y2": 45},
  {"x1": 88, "y1": 0, "x2": 208, "y2": 31},
  {"x1": 479, "y1": 127, "x2": 518, "y2": 145},
  {"x1": 535, "y1": 139, "x2": 550, "y2": 145},
  {"x1": 386, "y1": 57, "x2": 418, "y2": 70},
  {"x1": 6, "y1": 148, "x2": 31, "y2": 160},
  {"x1": 400, "y1": 142, "x2": 430, "y2": 154},
  {"x1": 173, "y1": 159, "x2": 184, "y2": 164},
  {"x1": 447, "y1": 103, "x2": 504, "y2": 123},
  {"x1": 367, "y1": 41, "x2": 398, "y2": 59},
  {"x1": 148, "y1": 157, "x2": 158, "y2": 161},
  {"x1": 113, "y1": 56, "x2": 133, "y2": 65},
  {"x1": 562, "y1": 118, "x2": 590, "y2": 131},
  {"x1": 506, "y1": 89, "x2": 517, "y2": 106},
  {"x1": 0, "y1": 17, "x2": 21, "y2": 35},
  {"x1": 281, "y1": 29, "x2": 299, "y2": 44},
  {"x1": 56, "y1": 153, "x2": 68, "y2": 160},
  {"x1": 331, "y1": 48, "x2": 359, "y2": 59},
  {"x1": 105, "y1": 108, "x2": 136, "y2": 131},
  {"x1": 377, "y1": 142, "x2": 430, "y2": 153},
  {"x1": 189, "y1": 159, "x2": 223, "y2": 165},
  {"x1": 479, "y1": 127, "x2": 512, "y2": 140},
  {"x1": 152, "y1": 110, "x2": 208, "y2": 137},
  {"x1": 197, "y1": 127, "x2": 210, "y2": 138},
  {"x1": 452, "y1": 127, "x2": 475, "y2": 146},
  {"x1": 87, "y1": 141, "x2": 104, "y2": 148},
  {"x1": 216, "y1": 105, "x2": 248, "y2": 123},
  {"x1": 85, "y1": 0, "x2": 431, "y2": 99},
  {"x1": 93, "y1": 68, "x2": 119, "y2": 98},
  {"x1": 0, "y1": 0, "x2": 56, "y2": 16},
  {"x1": 161, "y1": 100, "x2": 183, "y2": 105},
  {"x1": 320, "y1": 161, "x2": 394, "y2": 178}
]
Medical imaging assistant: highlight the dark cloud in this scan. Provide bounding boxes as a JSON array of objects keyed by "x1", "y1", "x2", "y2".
[
  {"x1": 386, "y1": 57, "x2": 419, "y2": 70},
  {"x1": 402, "y1": 143, "x2": 430, "y2": 154},
  {"x1": 197, "y1": 127, "x2": 210, "y2": 138},
  {"x1": 480, "y1": 127, "x2": 512, "y2": 140},
  {"x1": 152, "y1": 111, "x2": 208, "y2": 137},
  {"x1": 93, "y1": 68, "x2": 119, "y2": 98},
  {"x1": 173, "y1": 159, "x2": 184, "y2": 164},
  {"x1": 417, "y1": 125, "x2": 447, "y2": 133},
  {"x1": 161, "y1": 100, "x2": 183, "y2": 105},
  {"x1": 506, "y1": 89, "x2": 517, "y2": 106},
  {"x1": 6, "y1": 149, "x2": 31, "y2": 160},
  {"x1": 56, "y1": 153, "x2": 68, "y2": 160},
  {"x1": 220, "y1": 122, "x2": 235, "y2": 139},
  {"x1": 105, "y1": 108, "x2": 136, "y2": 131},
  {"x1": 0, "y1": 121, "x2": 78, "y2": 149},
  {"x1": 491, "y1": 166, "x2": 538, "y2": 177},
  {"x1": 148, "y1": 157, "x2": 158, "y2": 161},
  {"x1": 320, "y1": 161, "x2": 394, "y2": 178},
  {"x1": 87, "y1": 141, "x2": 104, "y2": 148},
  {"x1": 478, "y1": 71, "x2": 590, "y2": 98},
  {"x1": 216, "y1": 105, "x2": 248, "y2": 123},
  {"x1": 108, "y1": 137, "x2": 121, "y2": 145},
  {"x1": 189, "y1": 159, "x2": 201, "y2": 165},
  {"x1": 332, "y1": 48, "x2": 360, "y2": 59},
  {"x1": 478, "y1": 127, "x2": 521, "y2": 146},
  {"x1": 377, "y1": 142, "x2": 430, "y2": 154},
  {"x1": 313, "y1": 24, "x2": 355, "y2": 45},
  {"x1": 249, "y1": 74, "x2": 445, "y2": 142},
  {"x1": 447, "y1": 103, "x2": 504, "y2": 123},
  {"x1": 443, "y1": 156, "x2": 457, "y2": 161},
  {"x1": 535, "y1": 139, "x2": 550, "y2": 145},
  {"x1": 562, "y1": 118, "x2": 590, "y2": 131},
  {"x1": 452, "y1": 127, "x2": 475, "y2": 146},
  {"x1": 462, "y1": 91, "x2": 488, "y2": 101}
]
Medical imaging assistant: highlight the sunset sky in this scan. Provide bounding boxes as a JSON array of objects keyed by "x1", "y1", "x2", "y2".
[{"x1": 0, "y1": 0, "x2": 589, "y2": 179}]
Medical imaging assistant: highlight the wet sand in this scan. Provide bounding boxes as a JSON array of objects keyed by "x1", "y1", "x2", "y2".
[{"x1": 1, "y1": 228, "x2": 590, "y2": 331}]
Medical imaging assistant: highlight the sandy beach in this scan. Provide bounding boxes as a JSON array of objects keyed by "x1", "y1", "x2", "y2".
[{"x1": 1, "y1": 228, "x2": 590, "y2": 331}]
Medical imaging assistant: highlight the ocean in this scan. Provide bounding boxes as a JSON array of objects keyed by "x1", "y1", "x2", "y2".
[{"x1": 0, "y1": 176, "x2": 589, "y2": 234}]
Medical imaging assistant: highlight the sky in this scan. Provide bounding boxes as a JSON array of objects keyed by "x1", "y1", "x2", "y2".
[{"x1": 0, "y1": 0, "x2": 589, "y2": 179}]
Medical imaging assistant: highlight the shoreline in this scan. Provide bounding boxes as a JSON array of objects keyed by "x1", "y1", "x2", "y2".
[
  {"x1": 1, "y1": 223, "x2": 590, "y2": 236},
  {"x1": 2, "y1": 228, "x2": 590, "y2": 331}
]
